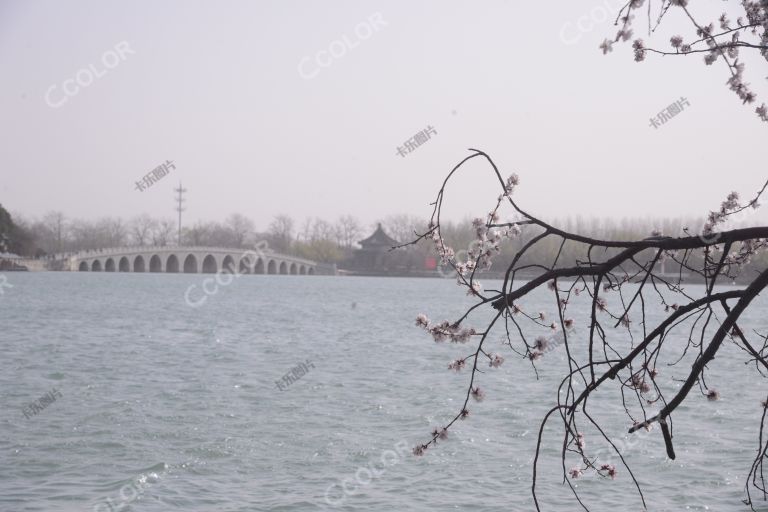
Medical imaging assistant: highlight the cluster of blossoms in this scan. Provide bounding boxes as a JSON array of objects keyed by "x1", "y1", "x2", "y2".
[
  {"x1": 463, "y1": 215, "x2": 520, "y2": 275},
  {"x1": 488, "y1": 353, "x2": 505, "y2": 368},
  {"x1": 709, "y1": 204, "x2": 739, "y2": 237},
  {"x1": 431, "y1": 427, "x2": 448, "y2": 441},
  {"x1": 630, "y1": 373, "x2": 652, "y2": 394},
  {"x1": 599, "y1": 464, "x2": 618, "y2": 480},
  {"x1": 701, "y1": 190, "x2": 767, "y2": 268},
  {"x1": 503, "y1": 173, "x2": 519, "y2": 196},
  {"x1": 467, "y1": 282, "x2": 482, "y2": 296},
  {"x1": 632, "y1": 38, "x2": 646, "y2": 62},
  {"x1": 428, "y1": 173, "x2": 523, "y2": 288},
  {"x1": 723, "y1": 238, "x2": 768, "y2": 268},
  {"x1": 471, "y1": 386, "x2": 485, "y2": 402},
  {"x1": 602, "y1": 0, "x2": 768, "y2": 122},
  {"x1": 702, "y1": 187, "x2": 768, "y2": 271},
  {"x1": 569, "y1": 450, "x2": 623, "y2": 481},
  {"x1": 527, "y1": 322, "x2": 573, "y2": 361},
  {"x1": 415, "y1": 314, "x2": 477, "y2": 344},
  {"x1": 599, "y1": 3, "x2": 637, "y2": 55},
  {"x1": 619, "y1": 314, "x2": 631, "y2": 328}
]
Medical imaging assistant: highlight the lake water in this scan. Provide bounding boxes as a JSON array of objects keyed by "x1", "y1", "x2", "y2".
[{"x1": 1, "y1": 273, "x2": 767, "y2": 511}]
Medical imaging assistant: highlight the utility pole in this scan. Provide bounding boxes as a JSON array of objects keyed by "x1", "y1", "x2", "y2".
[{"x1": 174, "y1": 182, "x2": 186, "y2": 246}]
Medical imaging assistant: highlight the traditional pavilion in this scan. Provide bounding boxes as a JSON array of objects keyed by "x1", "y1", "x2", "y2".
[{"x1": 353, "y1": 223, "x2": 399, "y2": 272}]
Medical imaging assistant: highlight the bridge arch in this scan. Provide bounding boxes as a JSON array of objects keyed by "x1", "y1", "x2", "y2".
[
  {"x1": 149, "y1": 255, "x2": 162, "y2": 273},
  {"x1": 68, "y1": 247, "x2": 318, "y2": 276},
  {"x1": 222, "y1": 255, "x2": 236, "y2": 273},
  {"x1": 134, "y1": 255, "x2": 146, "y2": 272},
  {"x1": 166, "y1": 254, "x2": 179, "y2": 273},
  {"x1": 202, "y1": 255, "x2": 217, "y2": 274},
  {"x1": 183, "y1": 254, "x2": 197, "y2": 273}
]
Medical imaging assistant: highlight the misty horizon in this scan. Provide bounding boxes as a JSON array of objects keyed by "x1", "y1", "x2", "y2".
[{"x1": 2, "y1": 1, "x2": 766, "y2": 228}]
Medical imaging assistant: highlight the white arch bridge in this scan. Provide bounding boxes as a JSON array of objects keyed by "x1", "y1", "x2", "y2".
[{"x1": 57, "y1": 246, "x2": 330, "y2": 275}]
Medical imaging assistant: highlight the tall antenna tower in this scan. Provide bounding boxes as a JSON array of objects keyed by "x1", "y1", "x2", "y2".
[{"x1": 174, "y1": 182, "x2": 187, "y2": 246}]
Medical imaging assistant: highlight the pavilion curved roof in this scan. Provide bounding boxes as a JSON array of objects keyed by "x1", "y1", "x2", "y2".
[{"x1": 359, "y1": 223, "x2": 399, "y2": 248}]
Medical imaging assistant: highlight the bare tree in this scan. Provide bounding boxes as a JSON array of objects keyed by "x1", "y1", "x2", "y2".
[
  {"x1": 152, "y1": 219, "x2": 176, "y2": 246},
  {"x1": 310, "y1": 218, "x2": 335, "y2": 242},
  {"x1": 42, "y1": 211, "x2": 67, "y2": 253},
  {"x1": 380, "y1": 214, "x2": 428, "y2": 244},
  {"x1": 183, "y1": 221, "x2": 213, "y2": 246},
  {"x1": 101, "y1": 217, "x2": 128, "y2": 247},
  {"x1": 406, "y1": 150, "x2": 768, "y2": 510},
  {"x1": 269, "y1": 214, "x2": 294, "y2": 253},
  {"x1": 130, "y1": 214, "x2": 158, "y2": 246},
  {"x1": 69, "y1": 219, "x2": 102, "y2": 251},
  {"x1": 601, "y1": 0, "x2": 767, "y2": 123},
  {"x1": 225, "y1": 213, "x2": 255, "y2": 248},
  {"x1": 335, "y1": 214, "x2": 362, "y2": 248}
]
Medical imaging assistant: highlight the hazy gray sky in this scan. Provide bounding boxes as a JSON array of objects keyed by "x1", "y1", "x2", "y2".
[{"x1": 1, "y1": 0, "x2": 766, "y2": 230}]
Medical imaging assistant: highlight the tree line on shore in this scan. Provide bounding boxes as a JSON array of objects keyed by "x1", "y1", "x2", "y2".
[
  {"x1": 0, "y1": 205, "x2": 426, "y2": 264},
  {"x1": 2, "y1": 204, "x2": 767, "y2": 278}
]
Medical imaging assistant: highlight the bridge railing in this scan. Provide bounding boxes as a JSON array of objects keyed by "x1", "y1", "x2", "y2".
[{"x1": 51, "y1": 246, "x2": 318, "y2": 266}]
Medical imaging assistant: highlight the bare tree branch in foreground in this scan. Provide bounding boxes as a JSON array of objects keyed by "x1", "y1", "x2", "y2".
[
  {"x1": 599, "y1": 0, "x2": 768, "y2": 124},
  {"x1": 406, "y1": 149, "x2": 768, "y2": 510}
]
